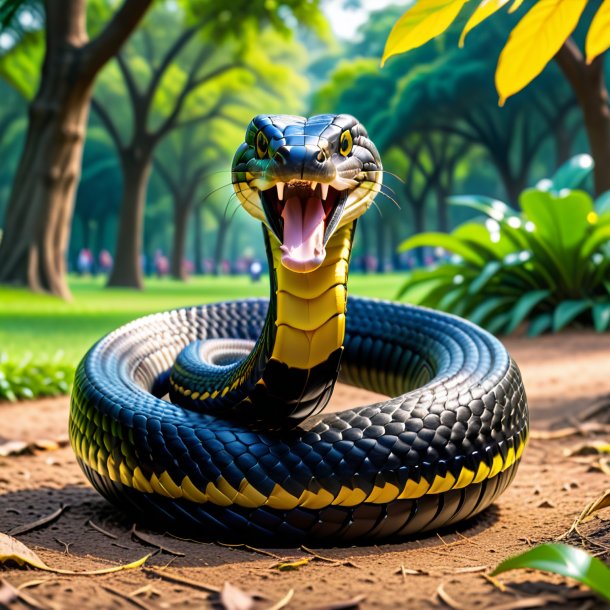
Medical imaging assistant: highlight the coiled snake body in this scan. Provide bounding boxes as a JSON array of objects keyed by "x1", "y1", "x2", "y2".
[{"x1": 70, "y1": 114, "x2": 528, "y2": 541}]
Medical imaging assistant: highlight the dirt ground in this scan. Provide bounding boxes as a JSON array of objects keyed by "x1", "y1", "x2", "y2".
[{"x1": 1, "y1": 330, "x2": 609, "y2": 610}]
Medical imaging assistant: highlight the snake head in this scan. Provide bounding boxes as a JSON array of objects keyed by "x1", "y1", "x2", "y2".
[{"x1": 232, "y1": 114, "x2": 382, "y2": 273}]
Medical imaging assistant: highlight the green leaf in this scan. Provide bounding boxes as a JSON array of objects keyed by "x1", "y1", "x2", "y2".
[
  {"x1": 468, "y1": 261, "x2": 502, "y2": 295},
  {"x1": 398, "y1": 233, "x2": 486, "y2": 266},
  {"x1": 595, "y1": 190, "x2": 610, "y2": 215},
  {"x1": 448, "y1": 195, "x2": 513, "y2": 220},
  {"x1": 547, "y1": 154, "x2": 594, "y2": 192},
  {"x1": 527, "y1": 312, "x2": 552, "y2": 337},
  {"x1": 468, "y1": 296, "x2": 512, "y2": 327},
  {"x1": 504, "y1": 290, "x2": 551, "y2": 335},
  {"x1": 491, "y1": 543, "x2": 610, "y2": 603},
  {"x1": 582, "y1": 224, "x2": 610, "y2": 260},
  {"x1": 592, "y1": 302, "x2": 610, "y2": 332},
  {"x1": 553, "y1": 300, "x2": 591, "y2": 332}
]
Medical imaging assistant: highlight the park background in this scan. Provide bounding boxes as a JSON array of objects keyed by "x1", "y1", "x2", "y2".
[{"x1": 1, "y1": 0, "x2": 606, "y2": 373}]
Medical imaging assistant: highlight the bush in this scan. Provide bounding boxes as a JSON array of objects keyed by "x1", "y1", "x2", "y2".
[
  {"x1": 398, "y1": 156, "x2": 610, "y2": 336},
  {"x1": 0, "y1": 352, "x2": 74, "y2": 401}
]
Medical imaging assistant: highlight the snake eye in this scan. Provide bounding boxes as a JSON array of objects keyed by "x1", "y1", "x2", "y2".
[
  {"x1": 339, "y1": 130, "x2": 353, "y2": 157},
  {"x1": 256, "y1": 130, "x2": 269, "y2": 159}
]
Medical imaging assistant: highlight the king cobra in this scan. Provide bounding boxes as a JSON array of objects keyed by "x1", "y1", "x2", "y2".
[{"x1": 70, "y1": 114, "x2": 528, "y2": 541}]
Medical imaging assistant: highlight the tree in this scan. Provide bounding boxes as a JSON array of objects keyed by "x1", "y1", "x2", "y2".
[
  {"x1": 0, "y1": 0, "x2": 152, "y2": 299},
  {"x1": 92, "y1": 2, "x2": 324, "y2": 288},
  {"x1": 382, "y1": 0, "x2": 610, "y2": 195}
]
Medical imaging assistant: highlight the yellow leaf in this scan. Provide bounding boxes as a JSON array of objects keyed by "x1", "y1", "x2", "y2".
[
  {"x1": 459, "y1": 0, "x2": 511, "y2": 47},
  {"x1": 586, "y1": 0, "x2": 610, "y2": 64},
  {"x1": 381, "y1": 0, "x2": 469, "y2": 66},
  {"x1": 508, "y1": 0, "x2": 526, "y2": 13},
  {"x1": 495, "y1": 0, "x2": 588, "y2": 105},
  {"x1": 0, "y1": 532, "x2": 151, "y2": 575}
]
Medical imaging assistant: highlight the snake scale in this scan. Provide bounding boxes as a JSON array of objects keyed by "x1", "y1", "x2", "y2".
[{"x1": 70, "y1": 114, "x2": 529, "y2": 542}]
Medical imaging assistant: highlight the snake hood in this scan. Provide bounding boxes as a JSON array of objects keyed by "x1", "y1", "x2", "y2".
[{"x1": 232, "y1": 114, "x2": 382, "y2": 272}]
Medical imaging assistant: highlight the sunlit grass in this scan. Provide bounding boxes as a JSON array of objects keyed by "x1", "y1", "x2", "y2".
[{"x1": 0, "y1": 273, "x2": 403, "y2": 365}]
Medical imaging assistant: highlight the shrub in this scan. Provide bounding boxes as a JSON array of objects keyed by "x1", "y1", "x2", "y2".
[
  {"x1": 398, "y1": 156, "x2": 610, "y2": 336},
  {"x1": 0, "y1": 352, "x2": 74, "y2": 401}
]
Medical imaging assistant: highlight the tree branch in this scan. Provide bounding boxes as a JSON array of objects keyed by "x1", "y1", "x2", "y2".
[
  {"x1": 91, "y1": 97, "x2": 124, "y2": 152},
  {"x1": 82, "y1": 0, "x2": 153, "y2": 78},
  {"x1": 555, "y1": 38, "x2": 586, "y2": 99},
  {"x1": 116, "y1": 51, "x2": 141, "y2": 104},
  {"x1": 143, "y1": 24, "x2": 203, "y2": 110},
  {"x1": 153, "y1": 64, "x2": 237, "y2": 141}
]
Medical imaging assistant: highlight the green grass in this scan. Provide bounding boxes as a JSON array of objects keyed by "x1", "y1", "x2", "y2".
[{"x1": 0, "y1": 273, "x2": 402, "y2": 366}]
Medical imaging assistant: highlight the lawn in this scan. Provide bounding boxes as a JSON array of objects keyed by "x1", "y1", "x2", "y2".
[{"x1": 0, "y1": 273, "x2": 403, "y2": 365}]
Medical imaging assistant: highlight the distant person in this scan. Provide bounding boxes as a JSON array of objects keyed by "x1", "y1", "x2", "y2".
[
  {"x1": 77, "y1": 248, "x2": 93, "y2": 276},
  {"x1": 249, "y1": 260, "x2": 262, "y2": 283},
  {"x1": 98, "y1": 249, "x2": 113, "y2": 274},
  {"x1": 154, "y1": 249, "x2": 169, "y2": 278}
]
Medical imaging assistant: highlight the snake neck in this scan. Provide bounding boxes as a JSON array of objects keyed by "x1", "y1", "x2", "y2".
[{"x1": 169, "y1": 221, "x2": 355, "y2": 427}]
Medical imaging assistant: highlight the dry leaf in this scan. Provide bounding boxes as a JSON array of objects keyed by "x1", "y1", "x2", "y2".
[
  {"x1": 220, "y1": 582, "x2": 255, "y2": 610},
  {"x1": 561, "y1": 488, "x2": 610, "y2": 539},
  {"x1": 131, "y1": 525, "x2": 185, "y2": 556},
  {"x1": 564, "y1": 442, "x2": 610, "y2": 457},
  {"x1": 0, "y1": 440, "x2": 29, "y2": 457},
  {"x1": 0, "y1": 532, "x2": 151, "y2": 575},
  {"x1": 274, "y1": 557, "x2": 312, "y2": 571},
  {"x1": 8, "y1": 505, "x2": 68, "y2": 536}
]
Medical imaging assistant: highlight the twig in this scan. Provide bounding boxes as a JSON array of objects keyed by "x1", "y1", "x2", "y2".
[
  {"x1": 54, "y1": 538, "x2": 72, "y2": 555},
  {"x1": 215, "y1": 541, "x2": 283, "y2": 559},
  {"x1": 142, "y1": 568, "x2": 220, "y2": 593},
  {"x1": 101, "y1": 585, "x2": 153, "y2": 610},
  {"x1": 131, "y1": 524, "x2": 185, "y2": 556},
  {"x1": 267, "y1": 589, "x2": 294, "y2": 610},
  {"x1": 87, "y1": 519, "x2": 118, "y2": 540},
  {"x1": 8, "y1": 505, "x2": 69, "y2": 536},
  {"x1": 436, "y1": 582, "x2": 468, "y2": 610}
]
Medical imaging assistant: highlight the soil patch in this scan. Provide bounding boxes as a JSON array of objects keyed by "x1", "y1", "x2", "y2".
[{"x1": 0, "y1": 331, "x2": 609, "y2": 609}]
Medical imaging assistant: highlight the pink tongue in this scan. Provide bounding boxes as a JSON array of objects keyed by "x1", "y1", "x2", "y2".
[{"x1": 280, "y1": 196, "x2": 326, "y2": 272}]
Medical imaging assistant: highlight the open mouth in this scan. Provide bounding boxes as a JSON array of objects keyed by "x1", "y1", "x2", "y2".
[{"x1": 260, "y1": 180, "x2": 348, "y2": 273}]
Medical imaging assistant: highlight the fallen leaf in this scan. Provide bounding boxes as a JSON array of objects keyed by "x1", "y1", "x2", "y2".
[
  {"x1": 0, "y1": 440, "x2": 29, "y2": 457},
  {"x1": 220, "y1": 582, "x2": 255, "y2": 610},
  {"x1": 8, "y1": 505, "x2": 69, "y2": 536},
  {"x1": 0, "y1": 532, "x2": 151, "y2": 575},
  {"x1": 564, "y1": 442, "x2": 610, "y2": 457},
  {"x1": 274, "y1": 557, "x2": 312, "y2": 571},
  {"x1": 131, "y1": 524, "x2": 185, "y2": 556}
]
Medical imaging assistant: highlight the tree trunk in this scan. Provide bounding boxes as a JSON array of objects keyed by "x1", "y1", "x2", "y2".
[
  {"x1": 556, "y1": 42, "x2": 610, "y2": 196},
  {"x1": 193, "y1": 205, "x2": 205, "y2": 275},
  {"x1": 375, "y1": 215, "x2": 387, "y2": 273},
  {"x1": 107, "y1": 152, "x2": 151, "y2": 288},
  {"x1": 0, "y1": 0, "x2": 151, "y2": 298},
  {"x1": 0, "y1": 2, "x2": 90, "y2": 299},
  {"x1": 213, "y1": 216, "x2": 229, "y2": 275},
  {"x1": 171, "y1": 203, "x2": 190, "y2": 280}
]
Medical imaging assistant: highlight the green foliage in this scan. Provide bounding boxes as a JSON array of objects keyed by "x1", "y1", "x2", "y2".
[
  {"x1": 0, "y1": 352, "x2": 73, "y2": 401},
  {"x1": 492, "y1": 543, "x2": 610, "y2": 603},
  {"x1": 398, "y1": 157, "x2": 610, "y2": 336}
]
